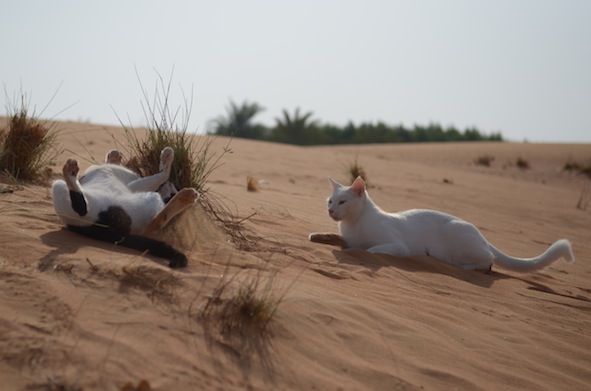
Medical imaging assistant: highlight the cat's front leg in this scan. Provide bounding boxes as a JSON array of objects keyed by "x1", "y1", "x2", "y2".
[
  {"x1": 367, "y1": 242, "x2": 411, "y2": 257},
  {"x1": 309, "y1": 232, "x2": 348, "y2": 248},
  {"x1": 127, "y1": 147, "x2": 175, "y2": 193}
]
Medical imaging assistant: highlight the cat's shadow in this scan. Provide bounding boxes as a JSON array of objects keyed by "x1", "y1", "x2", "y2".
[
  {"x1": 331, "y1": 248, "x2": 510, "y2": 288},
  {"x1": 39, "y1": 229, "x2": 172, "y2": 270}
]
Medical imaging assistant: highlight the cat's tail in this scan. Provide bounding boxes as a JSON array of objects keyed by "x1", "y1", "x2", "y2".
[
  {"x1": 67, "y1": 224, "x2": 188, "y2": 268},
  {"x1": 490, "y1": 239, "x2": 574, "y2": 272}
]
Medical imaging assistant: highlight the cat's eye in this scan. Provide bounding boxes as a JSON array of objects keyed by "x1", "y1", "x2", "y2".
[
  {"x1": 338, "y1": 200, "x2": 346, "y2": 205},
  {"x1": 328, "y1": 200, "x2": 332, "y2": 205}
]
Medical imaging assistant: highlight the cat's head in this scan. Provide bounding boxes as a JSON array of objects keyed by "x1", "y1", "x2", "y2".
[{"x1": 327, "y1": 176, "x2": 367, "y2": 222}]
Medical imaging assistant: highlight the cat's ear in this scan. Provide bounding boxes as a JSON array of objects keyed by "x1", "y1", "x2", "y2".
[
  {"x1": 350, "y1": 176, "x2": 366, "y2": 196},
  {"x1": 328, "y1": 177, "x2": 342, "y2": 190}
]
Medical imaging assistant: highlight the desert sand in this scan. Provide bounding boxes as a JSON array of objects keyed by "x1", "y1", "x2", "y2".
[{"x1": 1, "y1": 119, "x2": 590, "y2": 390}]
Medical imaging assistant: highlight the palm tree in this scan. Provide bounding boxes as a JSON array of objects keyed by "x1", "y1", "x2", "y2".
[
  {"x1": 210, "y1": 100, "x2": 265, "y2": 139},
  {"x1": 272, "y1": 107, "x2": 319, "y2": 145}
]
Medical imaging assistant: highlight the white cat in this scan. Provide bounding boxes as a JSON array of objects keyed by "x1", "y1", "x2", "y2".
[
  {"x1": 310, "y1": 177, "x2": 575, "y2": 272},
  {"x1": 52, "y1": 147, "x2": 199, "y2": 268}
]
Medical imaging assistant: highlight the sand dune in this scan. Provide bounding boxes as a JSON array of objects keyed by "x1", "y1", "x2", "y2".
[{"x1": 1, "y1": 119, "x2": 590, "y2": 390}]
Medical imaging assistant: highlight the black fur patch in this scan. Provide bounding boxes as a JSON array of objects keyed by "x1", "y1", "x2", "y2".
[{"x1": 69, "y1": 190, "x2": 88, "y2": 216}]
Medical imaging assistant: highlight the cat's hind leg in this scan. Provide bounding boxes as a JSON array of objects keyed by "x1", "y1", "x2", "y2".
[
  {"x1": 143, "y1": 188, "x2": 199, "y2": 235},
  {"x1": 127, "y1": 147, "x2": 174, "y2": 193},
  {"x1": 449, "y1": 234, "x2": 495, "y2": 271},
  {"x1": 367, "y1": 242, "x2": 411, "y2": 257}
]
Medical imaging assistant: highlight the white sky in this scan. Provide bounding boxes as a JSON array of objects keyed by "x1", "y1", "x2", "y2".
[{"x1": 1, "y1": 0, "x2": 590, "y2": 142}]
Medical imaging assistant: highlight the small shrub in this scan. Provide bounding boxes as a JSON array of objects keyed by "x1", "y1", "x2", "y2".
[
  {"x1": 346, "y1": 156, "x2": 368, "y2": 185},
  {"x1": 516, "y1": 157, "x2": 530, "y2": 169},
  {"x1": 113, "y1": 69, "x2": 252, "y2": 250},
  {"x1": 202, "y1": 269, "x2": 282, "y2": 337},
  {"x1": 0, "y1": 93, "x2": 60, "y2": 180},
  {"x1": 564, "y1": 159, "x2": 591, "y2": 179},
  {"x1": 474, "y1": 155, "x2": 494, "y2": 167}
]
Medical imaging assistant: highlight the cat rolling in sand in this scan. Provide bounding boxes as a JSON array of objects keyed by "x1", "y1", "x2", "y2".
[
  {"x1": 310, "y1": 177, "x2": 574, "y2": 272},
  {"x1": 52, "y1": 147, "x2": 199, "y2": 268}
]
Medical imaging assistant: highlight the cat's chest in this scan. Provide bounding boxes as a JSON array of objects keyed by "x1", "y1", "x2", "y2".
[{"x1": 339, "y1": 215, "x2": 400, "y2": 248}]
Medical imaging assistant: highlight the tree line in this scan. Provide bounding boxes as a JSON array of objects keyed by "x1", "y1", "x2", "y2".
[{"x1": 209, "y1": 100, "x2": 503, "y2": 145}]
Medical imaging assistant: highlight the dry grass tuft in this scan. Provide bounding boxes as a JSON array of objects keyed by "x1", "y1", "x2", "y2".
[
  {"x1": 118, "y1": 264, "x2": 180, "y2": 303},
  {"x1": 516, "y1": 157, "x2": 530, "y2": 169},
  {"x1": 200, "y1": 264, "x2": 287, "y2": 345},
  {"x1": 564, "y1": 158, "x2": 591, "y2": 179},
  {"x1": 474, "y1": 155, "x2": 494, "y2": 167},
  {"x1": 346, "y1": 156, "x2": 368, "y2": 185},
  {"x1": 112, "y1": 69, "x2": 255, "y2": 251},
  {"x1": 26, "y1": 376, "x2": 82, "y2": 391},
  {"x1": 0, "y1": 92, "x2": 60, "y2": 181}
]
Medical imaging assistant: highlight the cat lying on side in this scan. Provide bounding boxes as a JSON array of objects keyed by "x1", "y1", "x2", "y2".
[
  {"x1": 52, "y1": 147, "x2": 199, "y2": 268},
  {"x1": 310, "y1": 177, "x2": 575, "y2": 272}
]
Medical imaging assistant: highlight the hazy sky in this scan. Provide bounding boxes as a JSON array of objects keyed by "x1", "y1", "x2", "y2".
[{"x1": 1, "y1": 0, "x2": 590, "y2": 142}]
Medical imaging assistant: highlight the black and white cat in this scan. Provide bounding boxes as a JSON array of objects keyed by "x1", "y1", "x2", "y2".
[
  {"x1": 52, "y1": 147, "x2": 198, "y2": 268},
  {"x1": 310, "y1": 177, "x2": 575, "y2": 272}
]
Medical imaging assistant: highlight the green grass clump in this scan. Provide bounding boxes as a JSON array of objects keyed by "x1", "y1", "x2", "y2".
[
  {"x1": 0, "y1": 97, "x2": 59, "y2": 181},
  {"x1": 115, "y1": 70, "x2": 230, "y2": 196}
]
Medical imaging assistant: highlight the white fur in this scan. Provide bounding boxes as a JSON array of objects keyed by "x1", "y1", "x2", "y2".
[
  {"x1": 325, "y1": 177, "x2": 575, "y2": 272},
  {"x1": 52, "y1": 149, "x2": 173, "y2": 234}
]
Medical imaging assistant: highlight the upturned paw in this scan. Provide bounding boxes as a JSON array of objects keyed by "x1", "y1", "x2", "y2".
[
  {"x1": 176, "y1": 188, "x2": 200, "y2": 205},
  {"x1": 63, "y1": 159, "x2": 80, "y2": 178},
  {"x1": 159, "y1": 147, "x2": 174, "y2": 172},
  {"x1": 105, "y1": 149, "x2": 123, "y2": 164}
]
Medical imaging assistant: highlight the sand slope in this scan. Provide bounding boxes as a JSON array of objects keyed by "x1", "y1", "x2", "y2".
[{"x1": 1, "y1": 119, "x2": 590, "y2": 390}]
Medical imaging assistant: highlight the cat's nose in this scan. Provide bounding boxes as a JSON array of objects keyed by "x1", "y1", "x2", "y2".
[{"x1": 328, "y1": 209, "x2": 334, "y2": 216}]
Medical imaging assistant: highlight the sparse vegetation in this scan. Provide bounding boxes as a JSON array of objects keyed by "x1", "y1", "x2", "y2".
[
  {"x1": 114, "y1": 71, "x2": 231, "y2": 196},
  {"x1": 346, "y1": 156, "x2": 368, "y2": 185},
  {"x1": 474, "y1": 155, "x2": 495, "y2": 167},
  {"x1": 201, "y1": 268, "x2": 282, "y2": 337},
  {"x1": 564, "y1": 158, "x2": 591, "y2": 179},
  {"x1": 0, "y1": 91, "x2": 60, "y2": 181},
  {"x1": 516, "y1": 157, "x2": 530, "y2": 169},
  {"x1": 112, "y1": 70, "x2": 255, "y2": 251}
]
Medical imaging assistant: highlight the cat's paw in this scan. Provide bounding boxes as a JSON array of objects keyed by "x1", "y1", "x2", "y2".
[
  {"x1": 309, "y1": 232, "x2": 348, "y2": 248},
  {"x1": 63, "y1": 159, "x2": 80, "y2": 178},
  {"x1": 159, "y1": 147, "x2": 174, "y2": 172},
  {"x1": 176, "y1": 188, "x2": 200, "y2": 205},
  {"x1": 105, "y1": 149, "x2": 123, "y2": 164}
]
